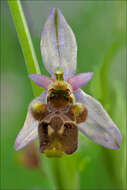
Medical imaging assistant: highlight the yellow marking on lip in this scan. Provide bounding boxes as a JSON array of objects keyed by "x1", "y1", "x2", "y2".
[
  {"x1": 32, "y1": 101, "x2": 45, "y2": 112},
  {"x1": 58, "y1": 125, "x2": 64, "y2": 135},
  {"x1": 44, "y1": 138, "x2": 64, "y2": 157},
  {"x1": 44, "y1": 148, "x2": 64, "y2": 157},
  {"x1": 72, "y1": 103, "x2": 84, "y2": 116},
  {"x1": 48, "y1": 125, "x2": 54, "y2": 136}
]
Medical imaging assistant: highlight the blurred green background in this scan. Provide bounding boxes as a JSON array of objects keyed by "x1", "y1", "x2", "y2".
[{"x1": 1, "y1": 1, "x2": 126, "y2": 190}]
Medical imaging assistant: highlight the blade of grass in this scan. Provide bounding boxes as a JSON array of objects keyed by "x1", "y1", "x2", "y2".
[
  {"x1": 90, "y1": 38, "x2": 126, "y2": 189},
  {"x1": 8, "y1": 0, "x2": 41, "y2": 96}
]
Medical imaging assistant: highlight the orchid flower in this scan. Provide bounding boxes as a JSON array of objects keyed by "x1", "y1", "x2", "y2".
[{"x1": 14, "y1": 8, "x2": 122, "y2": 154}]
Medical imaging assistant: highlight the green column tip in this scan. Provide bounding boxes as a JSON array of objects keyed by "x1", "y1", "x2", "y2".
[{"x1": 54, "y1": 67, "x2": 64, "y2": 81}]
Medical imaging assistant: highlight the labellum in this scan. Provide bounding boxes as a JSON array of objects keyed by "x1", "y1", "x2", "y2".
[{"x1": 30, "y1": 68, "x2": 88, "y2": 156}]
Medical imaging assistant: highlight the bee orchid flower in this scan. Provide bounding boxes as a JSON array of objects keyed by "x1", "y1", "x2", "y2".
[{"x1": 14, "y1": 8, "x2": 122, "y2": 156}]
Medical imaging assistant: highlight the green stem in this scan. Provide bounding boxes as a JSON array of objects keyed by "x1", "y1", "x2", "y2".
[
  {"x1": 43, "y1": 155, "x2": 78, "y2": 190},
  {"x1": 8, "y1": 0, "x2": 41, "y2": 96}
]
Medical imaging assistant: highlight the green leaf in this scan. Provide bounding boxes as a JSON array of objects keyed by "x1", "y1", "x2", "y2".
[
  {"x1": 90, "y1": 39, "x2": 126, "y2": 189},
  {"x1": 8, "y1": 0, "x2": 41, "y2": 96}
]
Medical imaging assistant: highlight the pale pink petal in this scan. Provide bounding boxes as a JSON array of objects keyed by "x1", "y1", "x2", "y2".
[
  {"x1": 68, "y1": 72, "x2": 93, "y2": 90},
  {"x1": 29, "y1": 74, "x2": 55, "y2": 89}
]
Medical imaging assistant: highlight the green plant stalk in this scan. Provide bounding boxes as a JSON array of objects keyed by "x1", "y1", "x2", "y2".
[
  {"x1": 8, "y1": 0, "x2": 41, "y2": 97},
  {"x1": 43, "y1": 155, "x2": 78, "y2": 189},
  {"x1": 8, "y1": 1, "x2": 77, "y2": 189}
]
